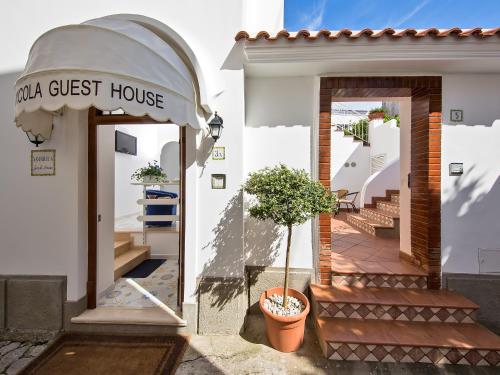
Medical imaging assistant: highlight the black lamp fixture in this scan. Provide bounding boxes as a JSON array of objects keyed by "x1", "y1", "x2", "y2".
[
  {"x1": 25, "y1": 131, "x2": 46, "y2": 147},
  {"x1": 208, "y1": 111, "x2": 223, "y2": 142}
]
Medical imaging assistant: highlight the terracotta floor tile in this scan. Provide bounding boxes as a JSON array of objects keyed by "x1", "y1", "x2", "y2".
[
  {"x1": 365, "y1": 249, "x2": 400, "y2": 262},
  {"x1": 332, "y1": 239, "x2": 356, "y2": 250},
  {"x1": 380, "y1": 261, "x2": 427, "y2": 276},
  {"x1": 341, "y1": 245, "x2": 376, "y2": 261},
  {"x1": 329, "y1": 214, "x2": 427, "y2": 276},
  {"x1": 331, "y1": 258, "x2": 363, "y2": 274},
  {"x1": 355, "y1": 260, "x2": 393, "y2": 274}
]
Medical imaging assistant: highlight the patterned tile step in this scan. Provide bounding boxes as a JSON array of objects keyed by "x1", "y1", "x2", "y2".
[
  {"x1": 316, "y1": 317, "x2": 500, "y2": 366},
  {"x1": 311, "y1": 284, "x2": 478, "y2": 323},
  {"x1": 331, "y1": 273, "x2": 427, "y2": 289},
  {"x1": 359, "y1": 208, "x2": 399, "y2": 226},
  {"x1": 346, "y1": 214, "x2": 398, "y2": 238},
  {"x1": 376, "y1": 201, "x2": 399, "y2": 215}
]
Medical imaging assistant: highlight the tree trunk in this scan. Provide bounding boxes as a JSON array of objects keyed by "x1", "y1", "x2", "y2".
[{"x1": 283, "y1": 224, "x2": 293, "y2": 309}]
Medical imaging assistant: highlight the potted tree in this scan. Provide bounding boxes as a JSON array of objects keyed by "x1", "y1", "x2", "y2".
[
  {"x1": 243, "y1": 164, "x2": 335, "y2": 352},
  {"x1": 131, "y1": 160, "x2": 167, "y2": 183}
]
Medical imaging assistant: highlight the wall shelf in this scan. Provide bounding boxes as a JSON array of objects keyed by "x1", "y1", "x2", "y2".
[{"x1": 133, "y1": 180, "x2": 180, "y2": 245}]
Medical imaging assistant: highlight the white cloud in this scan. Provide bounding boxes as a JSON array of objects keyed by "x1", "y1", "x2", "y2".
[
  {"x1": 394, "y1": 0, "x2": 431, "y2": 27},
  {"x1": 300, "y1": 0, "x2": 328, "y2": 30}
]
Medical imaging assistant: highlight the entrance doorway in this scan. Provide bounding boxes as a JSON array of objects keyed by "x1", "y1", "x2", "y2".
[
  {"x1": 318, "y1": 77, "x2": 442, "y2": 289},
  {"x1": 87, "y1": 108, "x2": 186, "y2": 314}
]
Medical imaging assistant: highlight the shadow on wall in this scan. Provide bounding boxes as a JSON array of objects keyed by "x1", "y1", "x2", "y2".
[
  {"x1": 196, "y1": 191, "x2": 281, "y2": 311},
  {"x1": 442, "y1": 168, "x2": 500, "y2": 273},
  {"x1": 196, "y1": 134, "x2": 214, "y2": 177}
]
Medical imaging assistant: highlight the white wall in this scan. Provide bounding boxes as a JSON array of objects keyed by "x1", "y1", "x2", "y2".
[
  {"x1": 0, "y1": 103, "x2": 88, "y2": 301},
  {"x1": 369, "y1": 118, "x2": 400, "y2": 168},
  {"x1": 442, "y1": 74, "x2": 500, "y2": 274},
  {"x1": 331, "y1": 130, "x2": 370, "y2": 207},
  {"x1": 97, "y1": 126, "x2": 115, "y2": 296},
  {"x1": 399, "y1": 100, "x2": 411, "y2": 256},
  {"x1": 360, "y1": 159, "x2": 400, "y2": 208},
  {"x1": 243, "y1": 0, "x2": 284, "y2": 34},
  {"x1": 244, "y1": 76, "x2": 315, "y2": 269},
  {"x1": 158, "y1": 126, "x2": 180, "y2": 196}
]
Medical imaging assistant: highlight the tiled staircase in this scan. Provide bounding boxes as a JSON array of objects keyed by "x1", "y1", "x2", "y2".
[
  {"x1": 311, "y1": 279, "x2": 500, "y2": 366},
  {"x1": 114, "y1": 232, "x2": 150, "y2": 280},
  {"x1": 346, "y1": 190, "x2": 400, "y2": 238}
]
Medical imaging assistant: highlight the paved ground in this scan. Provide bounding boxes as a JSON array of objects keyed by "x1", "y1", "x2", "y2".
[
  {"x1": 0, "y1": 339, "x2": 49, "y2": 375},
  {"x1": 177, "y1": 316, "x2": 499, "y2": 375}
]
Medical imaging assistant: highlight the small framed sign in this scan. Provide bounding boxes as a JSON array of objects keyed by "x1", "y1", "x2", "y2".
[
  {"x1": 211, "y1": 174, "x2": 226, "y2": 189},
  {"x1": 449, "y1": 163, "x2": 463, "y2": 176},
  {"x1": 450, "y1": 109, "x2": 463, "y2": 122},
  {"x1": 31, "y1": 149, "x2": 56, "y2": 176},
  {"x1": 212, "y1": 146, "x2": 225, "y2": 160}
]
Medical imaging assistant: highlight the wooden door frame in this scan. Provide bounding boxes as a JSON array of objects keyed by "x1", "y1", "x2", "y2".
[
  {"x1": 87, "y1": 108, "x2": 186, "y2": 308},
  {"x1": 318, "y1": 77, "x2": 442, "y2": 289}
]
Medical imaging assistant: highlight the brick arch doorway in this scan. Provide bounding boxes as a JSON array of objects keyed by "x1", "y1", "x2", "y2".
[{"x1": 318, "y1": 77, "x2": 442, "y2": 289}]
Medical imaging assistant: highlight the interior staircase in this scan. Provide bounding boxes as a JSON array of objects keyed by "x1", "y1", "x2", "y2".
[
  {"x1": 346, "y1": 190, "x2": 400, "y2": 238},
  {"x1": 114, "y1": 232, "x2": 150, "y2": 280},
  {"x1": 311, "y1": 279, "x2": 500, "y2": 366}
]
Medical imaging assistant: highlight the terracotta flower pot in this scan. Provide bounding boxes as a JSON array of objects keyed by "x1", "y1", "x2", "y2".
[
  {"x1": 259, "y1": 287, "x2": 310, "y2": 352},
  {"x1": 368, "y1": 111, "x2": 385, "y2": 120}
]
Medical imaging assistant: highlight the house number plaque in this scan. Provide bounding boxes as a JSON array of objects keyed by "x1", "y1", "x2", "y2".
[{"x1": 212, "y1": 146, "x2": 225, "y2": 160}]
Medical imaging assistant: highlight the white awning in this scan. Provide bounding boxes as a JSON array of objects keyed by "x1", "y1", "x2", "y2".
[{"x1": 15, "y1": 17, "x2": 204, "y2": 138}]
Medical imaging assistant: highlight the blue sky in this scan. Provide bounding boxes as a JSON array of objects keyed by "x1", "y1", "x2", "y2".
[{"x1": 285, "y1": 0, "x2": 500, "y2": 31}]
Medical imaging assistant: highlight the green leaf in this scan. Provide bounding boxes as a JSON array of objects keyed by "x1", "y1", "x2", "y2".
[{"x1": 243, "y1": 164, "x2": 335, "y2": 227}]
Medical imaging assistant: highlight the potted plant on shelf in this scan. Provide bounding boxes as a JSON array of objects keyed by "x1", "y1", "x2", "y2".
[
  {"x1": 131, "y1": 160, "x2": 167, "y2": 183},
  {"x1": 368, "y1": 107, "x2": 386, "y2": 120},
  {"x1": 243, "y1": 164, "x2": 335, "y2": 352}
]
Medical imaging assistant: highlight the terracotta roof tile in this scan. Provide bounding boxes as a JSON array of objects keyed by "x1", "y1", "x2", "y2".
[{"x1": 235, "y1": 28, "x2": 500, "y2": 42}]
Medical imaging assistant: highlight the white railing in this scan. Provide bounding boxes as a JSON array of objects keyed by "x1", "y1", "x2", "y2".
[{"x1": 336, "y1": 123, "x2": 369, "y2": 143}]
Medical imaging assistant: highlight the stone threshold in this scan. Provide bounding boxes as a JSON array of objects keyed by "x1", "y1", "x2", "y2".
[{"x1": 71, "y1": 306, "x2": 186, "y2": 326}]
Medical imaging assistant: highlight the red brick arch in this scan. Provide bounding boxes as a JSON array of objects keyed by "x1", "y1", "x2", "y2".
[{"x1": 318, "y1": 77, "x2": 442, "y2": 289}]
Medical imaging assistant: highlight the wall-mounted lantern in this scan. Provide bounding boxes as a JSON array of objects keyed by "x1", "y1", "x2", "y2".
[
  {"x1": 208, "y1": 111, "x2": 223, "y2": 142},
  {"x1": 25, "y1": 131, "x2": 46, "y2": 147}
]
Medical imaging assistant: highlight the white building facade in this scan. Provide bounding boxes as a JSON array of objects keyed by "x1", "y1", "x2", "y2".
[{"x1": 1, "y1": 0, "x2": 500, "y2": 335}]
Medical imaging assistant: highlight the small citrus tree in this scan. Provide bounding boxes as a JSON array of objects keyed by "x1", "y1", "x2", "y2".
[{"x1": 244, "y1": 164, "x2": 335, "y2": 309}]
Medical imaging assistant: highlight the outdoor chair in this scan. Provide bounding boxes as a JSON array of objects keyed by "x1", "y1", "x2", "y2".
[{"x1": 333, "y1": 190, "x2": 358, "y2": 213}]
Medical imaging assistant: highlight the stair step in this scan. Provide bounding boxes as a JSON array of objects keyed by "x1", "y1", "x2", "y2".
[
  {"x1": 360, "y1": 208, "x2": 399, "y2": 227},
  {"x1": 346, "y1": 214, "x2": 398, "y2": 238},
  {"x1": 311, "y1": 284, "x2": 478, "y2": 323},
  {"x1": 114, "y1": 240, "x2": 132, "y2": 257},
  {"x1": 315, "y1": 317, "x2": 500, "y2": 365},
  {"x1": 114, "y1": 232, "x2": 131, "y2": 242},
  {"x1": 331, "y1": 272, "x2": 428, "y2": 289},
  {"x1": 376, "y1": 201, "x2": 399, "y2": 215},
  {"x1": 114, "y1": 247, "x2": 150, "y2": 280}
]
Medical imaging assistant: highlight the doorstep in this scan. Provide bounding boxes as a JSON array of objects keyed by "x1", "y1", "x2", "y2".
[{"x1": 71, "y1": 306, "x2": 187, "y2": 327}]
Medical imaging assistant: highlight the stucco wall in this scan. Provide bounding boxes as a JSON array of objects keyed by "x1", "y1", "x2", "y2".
[
  {"x1": 369, "y1": 119, "x2": 400, "y2": 168},
  {"x1": 399, "y1": 100, "x2": 411, "y2": 256},
  {"x1": 244, "y1": 76, "x2": 316, "y2": 270},
  {"x1": 97, "y1": 126, "x2": 115, "y2": 296},
  {"x1": 331, "y1": 130, "x2": 370, "y2": 207},
  {"x1": 441, "y1": 74, "x2": 500, "y2": 275}
]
